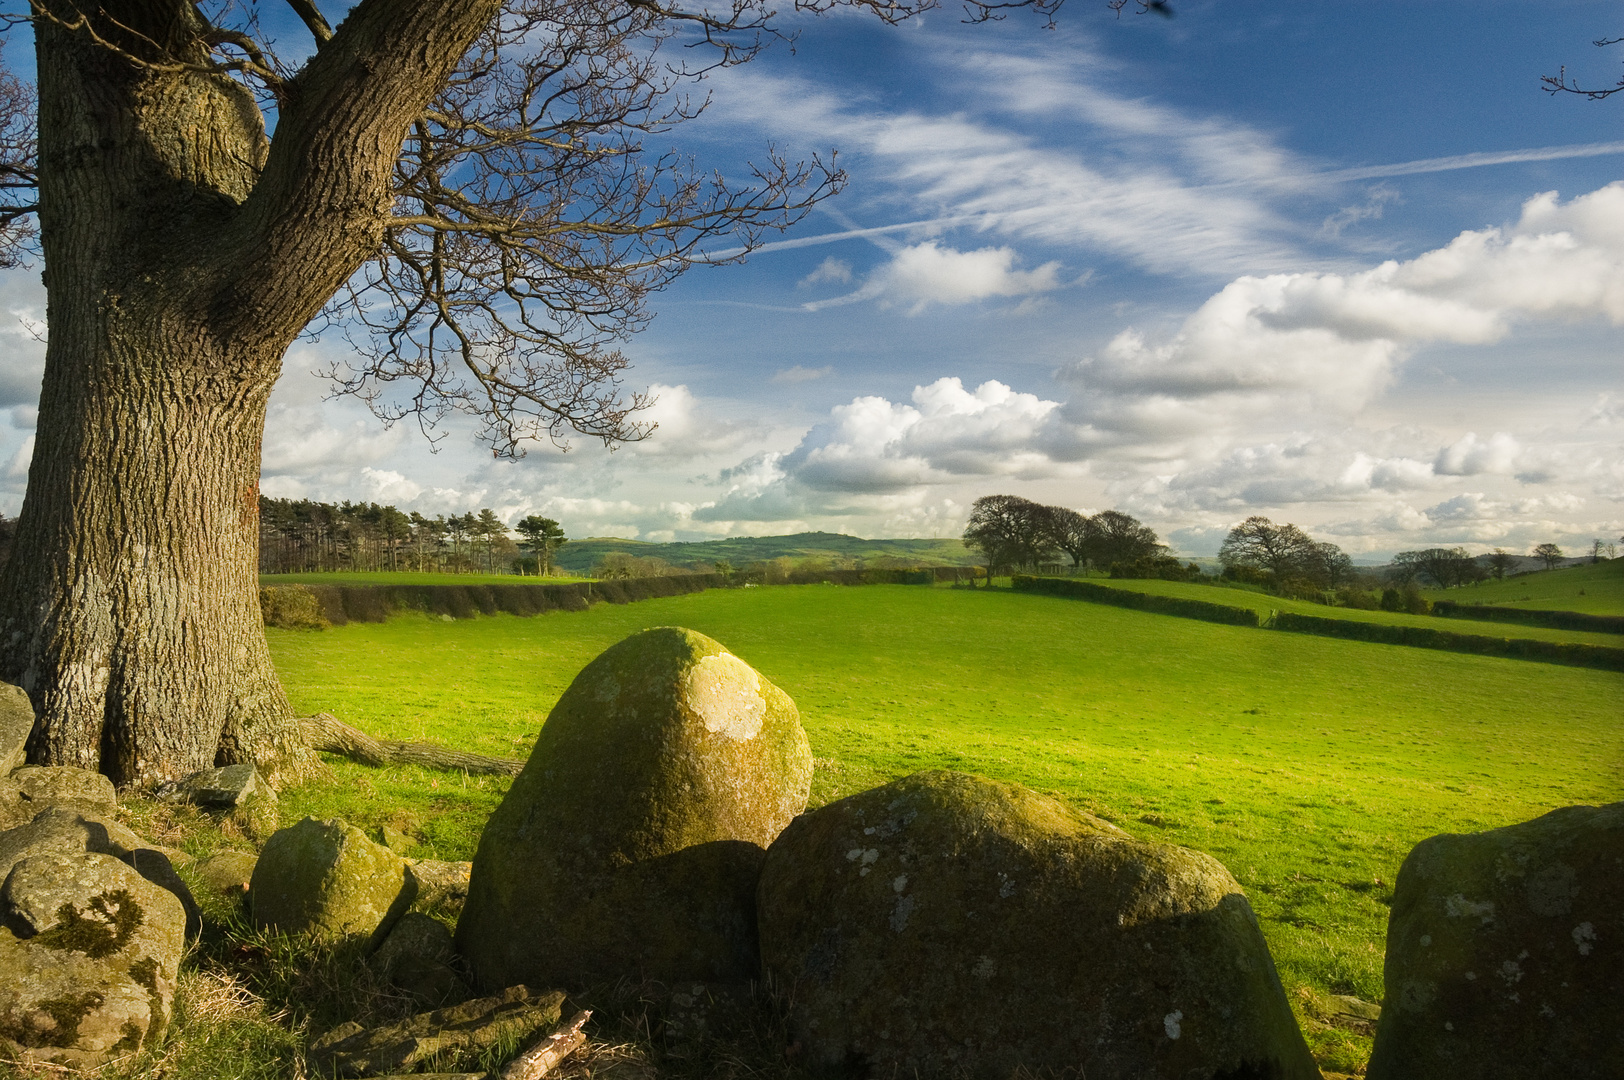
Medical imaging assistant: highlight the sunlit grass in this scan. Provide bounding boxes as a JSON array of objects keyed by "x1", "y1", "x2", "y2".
[{"x1": 266, "y1": 584, "x2": 1623, "y2": 1073}]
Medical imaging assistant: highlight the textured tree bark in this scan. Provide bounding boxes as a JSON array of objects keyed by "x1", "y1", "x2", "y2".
[{"x1": 0, "y1": 0, "x2": 501, "y2": 786}]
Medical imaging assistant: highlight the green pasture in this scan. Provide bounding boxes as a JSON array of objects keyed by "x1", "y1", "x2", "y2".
[
  {"x1": 260, "y1": 570, "x2": 589, "y2": 586},
  {"x1": 1075, "y1": 575, "x2": 1624, "y2": 647},
  {"x1": 267, "y1": 585, "x2": 1623, "y2": 1073},
  {"x1": 1421, "y1": 557, "x2": 1624, "y2": 614}
]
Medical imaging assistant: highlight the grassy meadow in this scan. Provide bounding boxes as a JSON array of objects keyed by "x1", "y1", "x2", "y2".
[
  {"x1": 266, "y1": 584, "x2": 1623, "y2": 1073},
  {"x1": 1420, "y1": 557, "x2": 1624, "y2": 613}
]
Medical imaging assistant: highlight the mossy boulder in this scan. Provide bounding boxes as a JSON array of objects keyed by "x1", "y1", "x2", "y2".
[
  {"x1": 1367, "y1": 802, "x2": 1624, "y2": 1080},
  {"x1": 0, "y1": 808, "x2": 199, "y2": 940},
  {"x1": 0, "y1": 683, "x2": 33, "y2": 775},
  {"x1": 757, "y1": 770, "x2": 1319, "y2": 1080},
  {"x1": 0, "y1": 851, "x2": 186, "y2": 1069},
  {"x1": 251, "y1": 817, "x2": 415, "y2": 947},
  {"x1": 458, "y1": 627, "x2": 812, "y2": 991}
]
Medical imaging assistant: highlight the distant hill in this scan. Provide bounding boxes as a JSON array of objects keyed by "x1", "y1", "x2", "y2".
[{"x1": 553, "y1": 531, "x2": 979, "y2": 572}]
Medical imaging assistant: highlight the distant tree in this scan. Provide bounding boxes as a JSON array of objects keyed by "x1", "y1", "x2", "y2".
[
  {"x1": 963, "y1": 495, "x2": 1053, "y2": 584},
  {"x1": 1591, "y1": 539, "x2": 1606, "y2": 564},
  {"x1": 475, "y1": 509, "x2": 507, "y2": 574},
  {"x1": 516, "y1": 516, "x2": 567, "y2": 576},
  {"x1": 1533, "y1": 542, "x2": 1565, "y2": 571},
  {"x1": 713, "y1": 559, "x2": 735, "y2": 582},
  {"x1": 1044, "y1": 507, "x2": 1092, "y2": 570},
  {"x1": 1393, "y1": 547, "x2": 1476, "y2": 589},
  {"x1": 1219, "y1": 517, "x2": 1313, "y2": 580},
  {"x1": 1488, "y1": 548, "x2": 1516, "y2": 581},
  {"x1": 1304, "y1": 541, "x2": 1356, "y2": 589},
  {"x1": 1084, "y1": 510, "x2": 1162, "y2": 570}
]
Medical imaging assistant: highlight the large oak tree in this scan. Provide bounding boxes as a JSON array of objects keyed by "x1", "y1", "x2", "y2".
[{"x1": 0, "y1": 0, "x2": 1089, "y2": 786}]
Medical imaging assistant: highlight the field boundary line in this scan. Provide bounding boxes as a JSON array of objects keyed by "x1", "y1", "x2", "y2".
[{"x1": 1013, "y1": 576, "x2": 1624, "y2": 672}]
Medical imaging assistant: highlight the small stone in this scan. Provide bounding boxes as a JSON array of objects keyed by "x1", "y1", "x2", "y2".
[
  {"x1": 0, "y1": 683, "x2": 33, "y2": 776},
  {"x1": 372, "y1": 913, "x2": 466, "y2": 1007},
  {"x1": 406, "y1": 860, "x2": 470, "y2": 913},
  {"x1": 1367, "y1": 801, "x2": 1624, "y2": 1080},
  {"x1": 175, "y1": 764, "x2": 272, "y2": 811},
  {"x1": 251, "y1": 817, "x2": 415, "y2": 947},
  {"x1": 191, "y1": 850, "x2": 259, "y2": 898},
  {"x1": 0, "y1": 851, "x2": 186, "y2": 1069}
]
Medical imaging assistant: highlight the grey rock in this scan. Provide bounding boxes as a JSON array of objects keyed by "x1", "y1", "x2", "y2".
[
  {"x1": 175, "y1": 764, "x2": 272, "y2": 810},
  {"x1": 0, "y1": 683, "x2": 33, "y2": 776},
  {"x1": 1367, "y1": 801, "x2": 1624, "y2": 1080},
  {"x1": 0, "y1": 851, "x2": 186, "y2": 1069},
  {"x1": 0, "y1": 808, "x2": 199, "y2": 940},
  {"x1": 251, "y1": 817, "x2": 415, "y2": 947},
  {"x1": 308, "y1": 985, "x2": 564, "y2": 1077},
  {"x1": 372, "y1": 913, "x2": 467, "y2": 1007},
  {"x1": 758, "y1": 770, "x2": 1320, "y2": 1080},
  {"x1": 191, "y1": 850, "x2": 259, "y2": 898},
  {"x1": 407, "y1": 859, "x2": 470, "y2": 912},
  {"x1": 10, "y1": 766, "x2": 116, "y2": 816}
]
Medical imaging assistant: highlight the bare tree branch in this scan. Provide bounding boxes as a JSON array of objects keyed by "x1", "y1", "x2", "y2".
[{"x1": 1543, "y1": 36, "x2": 1624, "y2": 100}]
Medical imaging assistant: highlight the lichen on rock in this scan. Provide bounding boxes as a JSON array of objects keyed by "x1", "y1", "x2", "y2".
[
  {"x1": 1367, "y1": 801, "x2": 1624, "y2": 1080},
  {"x1": 757, "y1": 769, "x2": 1319, "y2": 1080},
  {"x1": 457, "y1": 626, "x2": 812, "y2": 991},
  {"x1": 0, "y1": 851, "x2": 185, "y2": 1069}
]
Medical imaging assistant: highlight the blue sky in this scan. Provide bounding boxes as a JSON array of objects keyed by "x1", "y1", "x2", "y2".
[{"x1": 1, "y1": 0, "x2": 1620, "y2": 556}]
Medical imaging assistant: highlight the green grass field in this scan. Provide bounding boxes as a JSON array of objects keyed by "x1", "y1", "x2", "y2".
[
  {"x1": 260, "y1": 570, "x2": 589, "y2": 586},
  {"x1": 1074, "y1": 576, "x2": 1624, "y2": 647},
  {"x1": 1421, "y1": 557, "x2": 1624, "y2": 614},
  {"x1": 267, "y1": 585, "x2": 1623, "y2": 1073}
]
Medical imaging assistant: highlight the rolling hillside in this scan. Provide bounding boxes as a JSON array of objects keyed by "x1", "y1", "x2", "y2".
[{"x1": 552, "y1": 531, "x2": 980, "y2": 572}]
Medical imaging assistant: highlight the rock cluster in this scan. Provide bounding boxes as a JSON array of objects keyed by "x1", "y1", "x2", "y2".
[
  {"x1": 0, "y1": 683, "x2": 195, "y2": 1068},
  {"x1": 1367, "y1": 801, "x2": 1624, "y2": 1080},
  {"x1": 458, "y1": 626, "x2": 812, "y2": 991}
]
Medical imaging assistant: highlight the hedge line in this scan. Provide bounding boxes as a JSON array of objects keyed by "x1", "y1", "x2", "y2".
[
  {"x1": 1011, "y1": 575, "x2": 1261, "y2": 627},
  {"x1": 1429, "y1": 601, "x2": 1624, "y2": 636},
  {"x1": 261, "y1": 574, "x2": 725, "y2": 627},
  {"x1": 260, "y1": 568, "x2": 957, "y2": 628},
  {"x1": 1270, "y1": 611, "x2": 1624, "y2": 672}
]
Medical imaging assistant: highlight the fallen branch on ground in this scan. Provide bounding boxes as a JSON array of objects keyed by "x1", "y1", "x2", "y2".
[
  {"x1": 301, "y1": 713, "x2": 524, "y2": 777},
  {"x1": 500, "y1": 1010, "x2": 591, "y2": 1080}
]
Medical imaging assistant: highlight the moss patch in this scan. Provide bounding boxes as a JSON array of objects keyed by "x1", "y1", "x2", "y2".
[
  {"x1": 0, "y1": 990, "x2": 105, "y2": 1048},
  {"x1": 34, "y1": 889, "x2": 143, "y2": 959}
]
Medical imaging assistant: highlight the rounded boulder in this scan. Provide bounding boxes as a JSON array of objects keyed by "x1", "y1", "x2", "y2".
[
  {"x1": 757, "y1": 770, "x2": 1319, "y2": 1080},
  {"x1": 457, "y1": 626, "x2": 812, "y2": 990},
  {"x1": 250, "y1": 817, "x2": 415, "y2": 947},
  {"x1": 1366, "y1": 802, "x2": 1624, "y2": 1080}
]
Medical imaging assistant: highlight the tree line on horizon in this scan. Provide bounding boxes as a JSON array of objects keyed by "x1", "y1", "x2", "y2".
[{"x1": 257, "y1": 497, "x2": 566, "y2": 576}]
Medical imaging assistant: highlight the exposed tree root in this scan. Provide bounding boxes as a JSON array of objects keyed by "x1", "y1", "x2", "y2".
[{"x1": 300, "y1": 713, "x2": 523, "y2": 777}]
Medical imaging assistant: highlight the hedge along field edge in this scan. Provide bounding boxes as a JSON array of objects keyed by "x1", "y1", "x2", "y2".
[
  {"x1": 1010, "y1": 575, "x2": 1262, "y2": 626},
  {"x1": 257, "y1": 566, "x2": 972, "y2": 627},
  {"x1": 1430, "y1": 600, "x2": 1624, "y2": 635},
  {"x1": 1013, "y1": 576, "x2": 1624, "y2": 672}
]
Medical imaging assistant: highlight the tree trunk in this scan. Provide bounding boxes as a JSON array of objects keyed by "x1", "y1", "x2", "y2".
[{"x1": 0, "y1": 0, "x2": 500, "y2": 787}]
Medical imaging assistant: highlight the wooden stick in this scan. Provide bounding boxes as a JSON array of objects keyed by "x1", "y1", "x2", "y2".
[
  {"x1": 498, "y1": 1009, "x2": 591, "y2": 1080},
  {"x1": 301, "y1": 713, "x2": 523, "y2": 776}
]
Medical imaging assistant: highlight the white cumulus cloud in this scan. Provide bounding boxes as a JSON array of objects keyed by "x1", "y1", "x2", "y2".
[{"x1": 804, "y1": 242, "x2": 1064, "y2": 314}]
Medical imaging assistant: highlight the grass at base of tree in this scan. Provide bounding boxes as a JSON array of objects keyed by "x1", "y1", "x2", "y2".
[
  {"x1": 1420, "y1": 556, "x2": 1624, "y2": 614},
  {"x1": 251, "y1": 585, "x2": 1624, "y2": 1075},
  {"x1": 260, "y1": 570, "x2": 590, "y2": 586}
]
